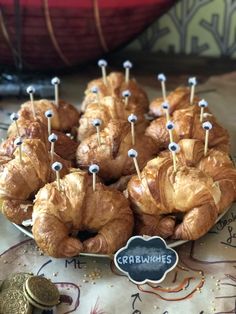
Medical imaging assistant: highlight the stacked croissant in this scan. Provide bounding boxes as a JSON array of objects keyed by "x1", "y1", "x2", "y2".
[{"x1": 0, "y1": 65, "x2": 235, "y2": 259}]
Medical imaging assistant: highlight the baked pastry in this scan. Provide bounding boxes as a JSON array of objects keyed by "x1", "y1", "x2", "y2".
[
  {"x1": 81, "y1": 72, "x2": 149, "y2": 112},
  {"x1": 149, "y1": 86, "x2": 200, "y2": 118},
  {"x1": 78, "y1": 96, "x2": 147, "y2": 141},
  {"x1": 8, "y1": 99, "x2": 80, "y2": 136},
  {"x1": 32, "y1": 170, "x2": 134, "y2": 257},
  {"x1": 76, "y1": 120, "x2": 159, "y2": 182},
  {"x1": 0, "y1": 139, "x2": 70, "y2": 224},
  {"x1": 146, "y1": 106, "x2": 230, "y2": 152}
]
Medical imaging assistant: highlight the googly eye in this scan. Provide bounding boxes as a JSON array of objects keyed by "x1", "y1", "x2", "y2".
[
  {"x1": 98, "y1": 59, "x2": 107, "y2": 67},
  {"x1": 48, "y1": 133, "x2": 58, "y2": 143},
  {"x1": 123, "y1": 60, "x2": 133, "y2": 69},
  {"x1": 198, "y1": 99, "x2": 208, "y2": 108},
  {"x1": 122, "y1": 90, "x2": 131, "y2": 98},
  {"x1": 89, "y1": 164, "x2": 100, "y2": 174},
  {"x1": 92, "y1": 119, "x2": 102, "y2": 127},
  {"x1": 10, "y1": 112, "x2": 19, "y2": 121},
  {"x1": 26, "y1": 85, "x2": 35, "y2": 94},
  {"x1": 166, "y1": 121, "x2": 175, "y2": 130},
  {"x1": 45, "y1": 110, "x2": 53, "y2": 118},
  {"x1": 51, "y1": 77, "x2": 60, "y2": 85},
  {"x1": 128, "y1": 114, "x2": 137, "y2": 123},
  {"x1": 202, "y1": 121, "x2": 212, "y2": 130},
  {"x1": 52, "y1": 161, "x2": 63, "y2": 172},
  {"x1": 188, "y1": 77, "x2": 197, "y2": 86},
  {"x1": 91, "y1": 86, "x2": 99, "y2": 94},
  {"x1": 157, "y1": 73, "x2": 166, "y2": 82},
  {"x1": 128, "y1": 149, "x2": 138, "y2": 158},
  {"x1": 161, "y1": 101, "x2": 169, "y2": 110},
  {"x1": 168, "y1": 142, "x2": 180, "y2": 153},
  {"x1": 14, "y1": 137, "x2": 23, "y2": 146}
]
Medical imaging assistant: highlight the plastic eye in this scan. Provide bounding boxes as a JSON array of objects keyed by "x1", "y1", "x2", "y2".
[
  {"x1": 91, "y1": 86, "x2": 99, "y2": 94},
  {"x1": 157, "y1": 73, "x2": 166, "y2": 82},
  {"x1": 122, "y1": 90, "x2": 131, "y2": 98},
  {"x1": 202, "y1": 121, "x2": 212, "y2": 130},
  {"x1": 98, "y1": 59, "x2": 107, "y2": 67},
  {"x1": 14, "y1": 137, "x2": 23, "y2": 146},
  {"x1": 10, "y1": 112, "x2": 19, "y2": 121},
  {"x1": 89, "y1": 164, "x2": 100, "y2": 173},
  {"x1": 198, "y1": 99, "x2": 208, "y2": 108},
  {"x1": 188, "y1": 77, "x2": 197, "y2": 86},
  {"x1": 51, "y1": 77, "x2": 60, "y2": 85},
  {"x1": 48, "y1": 133, "x2": 58, "y2": 143},
  {"x1": 161, "y1": 101, "x2": 169, "y2": 110},
  {"x1": 26, "y1": 85, "x2": 35, "y2": 94},
  {"x1": 92, "y1": 119, "x2": 102, "y2": 127},
  {"x1": 128, "y1": 149, "x2": 138, "y2": 158},
  {"x1": 45, "y1": 110, "x2": 53, "y2": 118},
  {"x1": 123, "y1": 60, "x2": 133, "y2": 68},
  {"x1": 128, "y1": 114, "x2": 137, "y2": 123},
  {"x1": 168, "y1": 142, "x2": 180, "y2": 153},
  {"x1": 52, "y1": 161, "x2": 62, "y2": 172},
  {"x1": 166, "y1": 121, "x2": 175, "y2": 130}
]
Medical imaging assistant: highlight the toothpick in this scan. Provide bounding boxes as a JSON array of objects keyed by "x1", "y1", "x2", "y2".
[
  {"x1": 98, "y1": 59, "x2": 108, "y2": 85},
  {"x1": 89, "y1": 164, "x2": 100, "y2": 191},
  {"x1": 92, "y1": 119, "x2": 102, "y2": 146},
  {"x1": 202, "y1": 121, "x2": 212, "y2": 156},
  {"x1": 91, "y1": 86, "x2": 100, "y2": 106},
  {"x1": 128, "y1": 114, "x2": 137, "y2": 145},
  {"x1": 157, "y1": 73, "x2": 167, "y2": 101},
  {"x1": 128, "y1": 149, "x2": 141, "y2": 180},
  {"x1": 198, "y1": 99, "x2": 208, "y2": 123},
  {"x1": 45, "y1": 110, "x2": 54, "y2": 136},
  {"x1": 166, "y1": 121, "x2": 175, "y2": 143},
  {"x1": 123, "y1": 60, "x2": 133, "y2": 84},
  {"x1": 168, "y1": 142, "x2": 180, "y2": 172},
  {"x1": 14, "y1": 137, "x2": 23, "y2": 164},
  {"x1": 188, "y1": 77, "x2": 197, "y2": 105},
  {"x1": 122, "y1": 90, "x2": 131, "y2": 108},
  {"x1": 51, "y1": 77, "x2": 60, "y2": 107},
  {"x1": 26, "y1": 86, "x2": 36, "y2": 119},
  {"x1": 10, "y1": 112, "x2": 20, "y2": 137},
  {"x1": 48, "y1": 133, "x2": 58, "y2": 161},
  {"x1": 52, "y1": 162, "x2": 63, "y2": 190},
  {"x1": 161, "y1": 101, "x2": 170, "y2": 122}
]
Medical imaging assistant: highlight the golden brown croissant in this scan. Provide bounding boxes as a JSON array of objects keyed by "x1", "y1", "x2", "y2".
[
  {"x1": 146, "y1": 106, "x2": 230, "y2": 152},
  {"x1": 8, "y1": 99, "x2": 80, "y2": 136},
  {"x1": 82, "y1": 72, "x2": 149, "y2": 112},
  {"x1": 1, "y1": 120, "x2": 78, "y2": 161},
  {"x1": 78, "y1": 96, "x2": 147, "y2": 141},
  {"x1": 127, "y1": 156, "x2": 221, "y2": 240},
  {"x1": 32, "y1": 170, "x2": 134, "y2": 257},
  {"x1": 76, "y1": 120, "x2": 159, "y2": 182},
  {"x1": 0, "y1": 139, "x2": 70, "y2": 224},
  {"x1": 149, "y1": 86, "x2": 200, "y2": 117}
]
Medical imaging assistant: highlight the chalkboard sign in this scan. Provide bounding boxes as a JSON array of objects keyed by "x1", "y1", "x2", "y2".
[{"x1": 114, "y1": 236, "x2": 178, "y2": 284}]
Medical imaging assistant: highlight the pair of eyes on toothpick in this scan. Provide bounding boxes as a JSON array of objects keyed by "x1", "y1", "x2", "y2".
[{"x1": 97, "y1": 59, "x2": 132, "y2": 69}]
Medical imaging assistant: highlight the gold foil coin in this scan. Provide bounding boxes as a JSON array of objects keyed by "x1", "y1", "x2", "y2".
[
  {"x1": 1, "y1": 273, "x2": 33, "y2": 291},
  {"x1": 0, "y1": 288, "x2": 32, "y2": 314}
]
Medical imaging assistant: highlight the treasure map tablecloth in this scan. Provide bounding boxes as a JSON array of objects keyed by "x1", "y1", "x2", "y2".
[{"x1": 0, "y1": 72, "x2": 236, "y2": 314}]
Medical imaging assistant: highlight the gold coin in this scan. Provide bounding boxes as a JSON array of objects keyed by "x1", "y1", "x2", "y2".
[
  {"x1": 1, "y1": 273, "x2": 33, "y2": 291},
  {"x1": 0, "y1": 288, "x2": 32, "y2": 314},
  {"x1": 25, "y1": 276, "x2": 60, "y2": 307},
  {"x1": 23, "y1": 283, "x2": 54, "y2": 310}
]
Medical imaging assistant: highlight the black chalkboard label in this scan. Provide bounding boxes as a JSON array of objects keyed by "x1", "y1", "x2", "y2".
[{"x1": 114, "y1": 236, "x2": 178, "y2": 284}]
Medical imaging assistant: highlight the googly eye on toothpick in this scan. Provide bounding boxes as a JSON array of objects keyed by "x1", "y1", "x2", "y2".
[
  {"x1": 202, "y1": 121, "x2": 212, "y2": 156},
  {"x1": 188, "y1": 77, "x2": 197, "y2": 105},
  {"x1": 26, "y1": 85, "x2": 36, "y2": 119},
  {"x1": 98, "y1": 59, "x2": 108, "y2": 85},
  {"x1": 10, "y1": 112, "x2": 20, "y2": 137},
  {"x1": 198, "y1": 99, "x2": 208, "y2": 123},
  {"x1": 14, "y1": 137, "x2": 23, "y2": 163},
  {"x1": 168, "y1": 142, "x2": 180, "y2": 172},
  {"x1": 48, "y1": 133, "x2": 58, "y2": 160},
  {"x1": 45, "y1": 110, "x2": 54, "y2": 136},
  {"x1": 157, "y1": 73, "x2": 167, "y2": 101},
  {"x1": 51, "y1": 77, "x2": 60, "y2": 107},
  {"x1": 128, "y1": 114, "x2": 137, "y2": 145},
  {"x1": 122, "y1": 89, "x2": 131, "y2": 108},
  {"x1": 166, "y1": 121, "x2": 175, "y2": 143},
  {"x1": 89, "y1": 164, "x2": 100, "y2": 191},
  {"x1": 52, "y1": 161, "x2": 63, "y2": 190},
  {"x1": 123, "y1": 60, "x2": 133, "y2": 84},
  {"x1": 91, "y1": 86, "x2": 100, "y2": 105},
  {"x1": 161, "y1": 101, "x2": 170, "y2": 122},
  {"x1": 92, "y1": 118, "x2": 102, "y2": 146},
  {"x1": 128, "y1": 149, "x2": 141, "y2": 180}
]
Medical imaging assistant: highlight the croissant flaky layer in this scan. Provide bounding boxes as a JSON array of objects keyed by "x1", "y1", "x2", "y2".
[{"x1": 32, "y1": 171, "x2": 134, "y2": 257}]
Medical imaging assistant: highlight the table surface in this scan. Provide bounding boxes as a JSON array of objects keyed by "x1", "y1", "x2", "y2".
[{"x1": 0, "y1": 70, "x2": 236, "y2": 314}]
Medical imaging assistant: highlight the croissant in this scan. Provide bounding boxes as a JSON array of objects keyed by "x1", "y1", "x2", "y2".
[
  {"x1": 76, "y1": 120, "x2": 159, "y2": 182},
  {"x1": 149, "y1": 86, "x2": 200, "y2": 117},
  {"x1": 127, "y1": 156, "x2": 222, "y2": 240},
  {"x1": 81, "y1": 72, "x2": 149, "y2": 112},
  {"x1": 8, "y1": 99, "x2": 80, "y2": 137},
  {"x1": 1, "y1": 120, "x2": 78, "y2": 161},
  {"x1": 146, "y1": 106, "x2": 230, "y2": 152},
  {"x1": 78, "y1": 96, "x2": 147, "y2": 141},
  {"x1": 0, "y1": 139, "x2": 70, "y2": 224},
  {"x1": 32, "y1": 170, "x2": 134, "y2": 257}
]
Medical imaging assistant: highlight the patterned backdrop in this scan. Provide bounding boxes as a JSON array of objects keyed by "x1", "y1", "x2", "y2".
[{"x1": 125, "y1": 0, "x2": 236, "y2": 58}]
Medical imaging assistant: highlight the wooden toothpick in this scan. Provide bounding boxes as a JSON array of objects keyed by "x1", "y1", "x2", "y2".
[
  {"x1": 128, "y1": 114, "x2": 137, "y2": 145},
  {"x1": 14, "y1": 137, "x2": 23, "y2": 164},
  {"x1": 10, "y1": 112, "x2": 20, "y2": 137},
  {"x1": 168, "y1": 142, "x2": 180, "y2": 172},
  {"x1": 188, "y1": 77, "x2": 197, "y2": 105},
  {"x1": 92, "y1": 119, "x2": 102, "y2": 146},
  {"x1": 128, "y1": 149, "x2": 141, "y2": 180},
  {"x1": 52, "y1": 161, "x2": 63, "y2": 190},
  {"x1": 48, "y1": 133, "x2": 58, "y2": 161},
  {"x1": 162, "y1": 101, "x2": 170, "y2": 122},
  {"x1": 123, "y1": 60, "x2": 133, "y2": 84},
  {"x1": 202, "y1": 121, "x2": 212, "y2": 156},
  {"x1": 198, "y1": 99, "x2": 208, "y2": 123},
  {"x1": 157, "y1": 73, "x2": 167, "y2": 101},
  {"x1": 26, "y1": 86, "x2": 36, "y2": 119},
  {"x1": 51, "y1": 77, "x2": 60, "y2": 107},
  {"x1": 45, "y1": 110, "x2": 54, "y2": 136},
  {"x1": 166, "y1": 121, "x2": 175, "y2": 143},
  {"x1": 89, "y1": 164, "x2": 100, "y2": 191},
  {"x1": 122, "y1": 90, "x2": 131, "y2": 108},
  {"x1": 98, "y1": 59, "x2": 108, "y2": 85}
]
